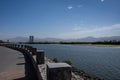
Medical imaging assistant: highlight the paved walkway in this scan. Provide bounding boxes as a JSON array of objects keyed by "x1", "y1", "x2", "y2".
[{"x1": 0, "y1": 46, "x2": 25, "y2": 80}]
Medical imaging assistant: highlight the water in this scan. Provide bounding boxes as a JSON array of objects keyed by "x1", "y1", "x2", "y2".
[{"x1": 28, "y1": 44, "x2": 120, "y2": 80}]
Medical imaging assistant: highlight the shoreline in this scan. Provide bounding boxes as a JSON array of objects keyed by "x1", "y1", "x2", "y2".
[
  {"x1": 35, "y1": 43, "x2": 120, "y2": 48},
  {"x1": 46, "y1": 57, "x2": 103, "y2": 80},
  {"x1": 71, "y1": 66, "x2": 103, "y2": 80},
  {"x1": 67, "y1": 44, "x2": 120, "y2": 48},
  {"x1": 25, "y1": 43, "x2": 120, "y2": 48}
]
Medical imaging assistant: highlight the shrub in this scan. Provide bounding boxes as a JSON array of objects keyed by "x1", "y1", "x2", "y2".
[
  {"x1": 53, "y1": 58, "x2": 58, "y2": 62},
  {"x1": 63, "y1": 60, "x2": 72, "y2": 65}
]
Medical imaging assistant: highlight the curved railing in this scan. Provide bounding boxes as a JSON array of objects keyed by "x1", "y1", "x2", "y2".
[{"x1": 3, "y1": 43, "x2": 43, "y2": 80}]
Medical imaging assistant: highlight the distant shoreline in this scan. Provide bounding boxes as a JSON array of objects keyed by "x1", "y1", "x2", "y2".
[
  {"x1": 24, "y1": 42, "x2": 120, "y2": 47},
  {"x1": 65, "y1": 44, "x2": 120, "y2": 47}
]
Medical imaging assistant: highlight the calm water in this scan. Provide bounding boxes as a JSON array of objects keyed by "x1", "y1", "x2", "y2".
[{"x1": 28, "y1": 44, "x2": 120, "y2": 80}]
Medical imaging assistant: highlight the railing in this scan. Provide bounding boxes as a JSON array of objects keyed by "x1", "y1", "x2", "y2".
[
  {"x1": 2, "y1": 43, "x2": 72, "y2": 80},
  {"x1": 0, "y1": 43, "x2": 103, "y2": 80},
  {"x1": 2, "y1": 43, "x2": 43, "y2": 80}
]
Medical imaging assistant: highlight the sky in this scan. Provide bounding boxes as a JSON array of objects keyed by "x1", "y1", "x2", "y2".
[{"x1": 0, "y1": 0, "x2": 120, "y2": 39}]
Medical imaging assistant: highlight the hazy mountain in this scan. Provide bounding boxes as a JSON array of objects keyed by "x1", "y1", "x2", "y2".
[
  {"x1": 66, "y1": 37, "x2": 99, "y2": 42},
  {"x1": 68, "y1": 36, "x2": 120, "y2": 42},
  {"x1": 35, "y1": 38, "x2": 63, "y2": 42},
  {"x1": 5, "y1": 36, "x2": 120, "y2": 42},
  {"x1": 7, "y1": 37, "x2": 28, "y2": 42},
  {"x1": 99, "y1": 36, "x2": 120, "y2": 41}
]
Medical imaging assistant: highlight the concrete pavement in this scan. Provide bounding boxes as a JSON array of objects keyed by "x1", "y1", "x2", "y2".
[{"x1": 0, "y1": 46, "x2": 25, "y2": 80}]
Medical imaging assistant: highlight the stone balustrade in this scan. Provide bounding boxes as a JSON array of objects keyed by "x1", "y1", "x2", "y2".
[{"x1": 2, "y1": 43, "x2": 72, "y2": 80}]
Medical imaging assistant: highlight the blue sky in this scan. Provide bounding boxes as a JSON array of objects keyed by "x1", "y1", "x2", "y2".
[{"x1": 0, "y1": 0, "x2": 120, "y2": 39}]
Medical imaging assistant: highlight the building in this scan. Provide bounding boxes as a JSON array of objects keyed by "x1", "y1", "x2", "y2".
[{"x1": 29, "y1": 36, "x2": 34, "y2": 43}]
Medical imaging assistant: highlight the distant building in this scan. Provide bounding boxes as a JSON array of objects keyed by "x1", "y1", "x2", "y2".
[
  {"x1": 29, "y1": 36, "x2": 34, "y2": 43},
  {"x1": 7, "y1": 40, "x2": 9, "y2": 43}
]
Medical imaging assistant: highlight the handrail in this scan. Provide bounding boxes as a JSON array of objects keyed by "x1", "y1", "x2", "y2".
[{"x1": 3, "y1": 43, "x2": 43, "y2": 80}]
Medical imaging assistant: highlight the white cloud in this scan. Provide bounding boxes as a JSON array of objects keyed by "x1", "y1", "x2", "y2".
[
  {"x1": 56, "y1": 24, "x2": 120, "y2": 39},
  {"x1": 67, "y1": 6, "x2": 73, "y2": 10},
  {"x1": 72, "y1": 26, "x2": 87, "y2": 31},
  {"x1": 101, "y1": 0, "x2": 104, "y2": 2},
  {"x1": 67, "y1": 5, "x2": 82, "y2": 10}
]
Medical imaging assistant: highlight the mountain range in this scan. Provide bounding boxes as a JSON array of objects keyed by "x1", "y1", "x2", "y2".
[{"x1": 5, "y1": 36, "x2": 120, "y2": 42}]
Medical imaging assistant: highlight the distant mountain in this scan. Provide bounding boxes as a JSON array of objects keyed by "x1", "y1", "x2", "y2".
[
  {"x1": 99, "y1": 36, "x2": 120, "y2": 41},
  {"x1": 35, "y1": 38, "x2": 64, "y2": 42},
  {"x1": 67, "y1": 36, "x2": 120, "y2": 42},
  {"x1": 5, "y1": 36, "x2": 120, "y2": 42},
  {"x1": 6, "y1": 37, "x2": 63, "y2": 42},
  {"x1": 7, "y1": 37, "x2": 28, "y2": 42},
  {"x1": 79, "y1": 37, "x2": 100, "y2": 42}
]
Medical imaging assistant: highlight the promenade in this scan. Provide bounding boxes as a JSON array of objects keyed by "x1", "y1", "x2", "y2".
[
  {"x1": 0, "y1": 44, "x2": 101, "y2": 80},
  {"x1": 0, "y1": 46, "x2": 25, "y2": 80}
]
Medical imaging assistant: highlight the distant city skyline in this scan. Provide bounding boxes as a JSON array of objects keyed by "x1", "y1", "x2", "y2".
[
  {"x1": 29, "y1": 36, "x2": 34, "y2": 43},
  {"x1": 0, "y1": 0, "x2": 120, "y2": 39}
]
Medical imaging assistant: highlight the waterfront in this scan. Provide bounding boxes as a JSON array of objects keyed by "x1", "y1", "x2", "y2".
[{"x1": 28, "y1": 44, "x2": 120, "y2": 80}]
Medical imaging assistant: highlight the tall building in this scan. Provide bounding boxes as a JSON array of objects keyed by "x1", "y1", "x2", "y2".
[{"x1": 29, "y1": 36, "x2": 34, "y2": 43}]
